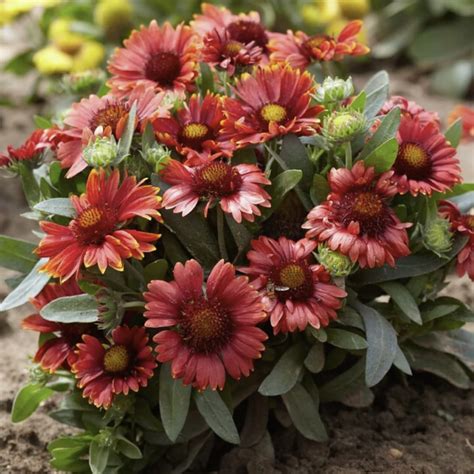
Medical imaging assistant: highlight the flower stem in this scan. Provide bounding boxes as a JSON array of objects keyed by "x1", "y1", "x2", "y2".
[
  {"x1": 216, "y1": 206, "x2": 229, "y2": 261},
  {"x1": 344, "y1": 141, "x2": 352, "y2": 168}
]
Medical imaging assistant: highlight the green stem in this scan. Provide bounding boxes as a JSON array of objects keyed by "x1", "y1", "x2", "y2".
[
  {"x1": 122, "y1": 301, "x2": 145, "y2": 309},
  {"x1": 344, "y1": 141, "x2": 352, "y2": 168},
  {"x1": 216, "y1": 207, "x2": 229, "y2": 261}
]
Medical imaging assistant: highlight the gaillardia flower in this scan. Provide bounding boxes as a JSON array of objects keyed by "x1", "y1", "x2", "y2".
[
  {"x1": 36, "y1": 169, "x2": 161, "y2": 282},
  {"x1": 161, "y1": 159, "x2": 271, "y2": 223},
  {"x1": 381, "y1": 95, "x2": 440, "y2": 128},
  {"x1": 153, "y1": 94, "x2": 234, "y2": 165},
  {"x1": 269, "y1": 20, "x2": 369, "y2": 69},
  {"x1": 73, "y1": 326, "x2": 156, "y2": 408},
  {"x1": 240, "y1": 237, "x2": 347, "y2": 334},
  {"x1": 144, "y1": 259, "x2": 267, "y2": 390},
  {"x1": 303, "y1": 161, "x2": 411, "y2": 268},
  {"x1": 221, "y1": 64, "x2": 322, "y2": 147},
  {"x1": 108, "y1": 21, "x2": 198, "y2": 97},
  {"x1": 439, "y1": 200, "x2": 474, "y2": 280},
  {"x1": 22, "y1": 280, "x2": 96, "y2": 372},
  {"x1": 392, "y1": 118, "x2": 461, "y2": 196},
  {"x1": 58, "y1": 85, "x2": 169, "y2": 177}
]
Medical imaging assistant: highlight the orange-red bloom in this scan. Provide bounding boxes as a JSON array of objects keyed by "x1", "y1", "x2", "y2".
[
  {"x1": 57, "y1": 86, "x2": 169, "y2": 177},
  {"x1": 221, "y1": 64, "x2": 322, "y2": 146},
  {"x1": 22, "y1": 280, "x2": 97, "y2": 372},
  {"x1": 153, "y1": 94, "x2": 234, "y2": 165},
  {"x1": 269, "y1": 20, "x2": 369, "y2": 69},
  {"x1": 392, "y1": 117, "x2": 461, "y2": 196},
  {"x1": 303, "y1": 161, "x2": 411, "y2": 268},
  {"x1": 161, "y1": 159, "x2": 271, "y2": 223},
  {"x1": 381, "y1": 96, "x2": 440, "y2": 128},
  {"x1": 108, "y1": 21, "x2": 198, "y2": 97},
  {"x1": 241, "y1": 237, "x2": 346, "y2": 334},
  {"x1": 144, "y1": 259, "x2": 267, "y2": 390},
  {"x1": 448, "y1": 105, "x2": 474, "y2": 143},
  {"x1": 439, "y1": 200, "x2": 474, "y2": 280},
  {"x1": 36, "y1": 169, "x2": 161, "y2": 282},
  {"x1": 74, "y1": 326, "x2": 156, "y2": 408}
]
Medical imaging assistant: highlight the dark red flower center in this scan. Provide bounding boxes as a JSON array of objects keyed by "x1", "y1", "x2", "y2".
[
  {"x1": 270, "y1": 261, "x2": 313, "y2": 301},
  {"x1": 179, "y1": 298, "x2": 233, "y2": 353},
  {"x1": 394, "y1": 142, "x2": 432, "y2": 180},
  {"x1": 226, "y1": 20, "x2": 268, "y2": 48},
  {"x1": 145, "y1": 51, "x2": 181, "y2": 86},
  {"x1": 224, "y1": 40, "x2": 244, "y2": 57},
  {"x1": 178, "y1": 122, "x2": 215, "y2": 151},
  {"x1": 338, "y1": 190, "x2": 391, "y2": 237},
  {"x1": 90, "y1": 103, "x2": 129, "y2": 134},
  {"x1": 260, "y1": 103, "x2": 287, "y2": 124},
  {"x1": 193, "y1": 162, "x2": 242, "y2": 198},
  {"x1": 71, "y1": 205, "x2": 118, "y2": 245},
  {"x1": 103, "y1": 345, "x2": 130, "y2": 373}
]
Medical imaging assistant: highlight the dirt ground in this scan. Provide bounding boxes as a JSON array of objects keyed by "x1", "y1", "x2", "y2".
[{"x1": 0, "y1": 35, "x2": 473, "y2": 473}]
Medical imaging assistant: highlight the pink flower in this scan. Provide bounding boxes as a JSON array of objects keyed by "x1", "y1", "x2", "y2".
[{"x1": 381, "y1": 96, "x2": 440, "y2": 128}]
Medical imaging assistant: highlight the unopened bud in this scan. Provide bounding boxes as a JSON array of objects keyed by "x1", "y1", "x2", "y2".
[
  {"x1": 314, "y1": 76, "x2": 354, "y2": 104},
  {"x1": 83, "y1": 136, "x2": 118, "y2": 167},
  {"x1": 317, "y1": 244, "x2": 354, "y2": 277},
  {"x1": 143, "y1": 144, "x2": 171, "y2": 173},
  {"x1": 323, "y1": 109, "x2": 366, "y2": 143},
  {"x1": 423, "y1": 217, "x2": 453, "y2": 257}
]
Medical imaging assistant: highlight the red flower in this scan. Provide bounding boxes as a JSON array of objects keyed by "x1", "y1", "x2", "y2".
[
  {"x1": 439, "y1": 200, "x2": 474, "y2": 280},
  {"x1": 269, "y1": 20, "x2": 369, "y2": 69},
  {"x1": 108, "y1": 21, "x2": 198, "y2": 97},
  {"x1": 36, "y1": 169, "x2": 161, "y2": 282},
  {"x1": 201, "y1": 28, "x2": 263, "y2": 75},
  {"x1": 448, "y1": 105, "x2": 474, "y2": 143},
  {"x1": 21, "y1": 280, "x2": 96, "y2": 372},
  {"x1": 144, "y1": 259, "x2": 267, "y2": 390},
  {"x1": 73, "y1": 326, "x2": 156, "y2": 408},
  {"x1": 161, "y1": 159, "x2": 271, "y2": 223},
  {"x1": 57, "y1": 86, "x2": 170, "y2": 177},
  {"x1": 153, "y1": 94, "x2": 234, "y2": 166},
  {"x1": 240, "y1": 237, "x2": 346, "y2": 334},
  {"x1": 392, "y1": 118, "x2": 461, "y2": 196},
  {"x1": 192, "y1": 3, "x2": 269, "y2": 53},
  {"x1": 0, "y1": 129, "x2": 54, "y2": 168},
  {"x1": 303, "y1": 161, "x2": 411, "y2": 268},
  {"x1": 221, "y1": 64, "x2": 322, "y2": 147},
  {"x1": 381, "y1": 96, "x2": 440, "y2": 128}
]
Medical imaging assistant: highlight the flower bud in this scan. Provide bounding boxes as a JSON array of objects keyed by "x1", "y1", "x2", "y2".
[
  {"x1": 423, "y1": 217, "x2": 453, "y2": 257},
  {"x1": 83, "y1": 136, "x2": 118, "y2": 168},
  {"x1": 317, "y1": 244, "x2": 354, "y2": 277},
  {"x1": 143, "y1": 144, "x2": 171, "y2": 173},
  {"x1": 62, "y1": 69, "x2": 106, "y2": 95},
  {"x1": 96, "y1": 288, "x2": 124, "y2": 333},
  {"x1": 323, "y1": 109, "x2": 366, "y2": 143},
  {"x1": 314, "y1": 77, "x2": 354, "y2": 104}
]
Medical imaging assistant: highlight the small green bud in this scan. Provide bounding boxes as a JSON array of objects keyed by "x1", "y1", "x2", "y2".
[
  {"x1": 96, "y1": 429, "x2": 114, "y2": 448},
  {"x1": 83, "y1": 136, "x2": 118, "y2": 167},
  {"x1": 62, "y1": 69, "x2": 106, "y2": 95},
  {"x1": 29, "y1": 365, "x2": 49, "y2": 385},
  {"x1": 423, "y1": 217, "x2": 453, "y2": 257},
  {"x1": 323, "y1": 109, "x2": 366, "y2": 144},
  {"x1": 96, "y1": 289, "x2": 124, "y2": 334},
  {"x1": 317, "y1": 244, "x2": 354, "y2": 277},
  {"x1": 143, "y1": 144, "x2": 171, "y2": 173},
  {"x1": 314, "y1": 76, "x2": 354, "y2": 104}
]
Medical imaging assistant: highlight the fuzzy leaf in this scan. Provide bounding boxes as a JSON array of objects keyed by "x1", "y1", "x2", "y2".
[
  {"x1": 115, "y1": 101, "x2": 137, "y2": 164},
  {"x1": 11, "y1": 383, "x2": 54, "y2": 423},
  {"x1": 89, "y1": 440, "x2": 110, "y2": 474},
  {"x1": 34, "y1": 198, "x2": 76, "y2": 218},
  {"x1": 280, "y1": 134, "x2": 313, "y2": 189},
  {"x1": 364, "y1": 70, "x2": 389, "y2": 118},
  {"x1": 363, "y1": 138, "x2": 398, "y2": 173},
  {"x1": 40, "y1": 294, "x2": 99, "y2": 323},
  {"x1": 445, "y1": 118, "x2": 463, "y2": 148},
  {"x1": 263, "y1": 169, "x2": 302, "y2": 218},
  {"x1": 379, "y1": 281, "x2": 422, "y2": 324},
  {"x1": 0, "y1": 235, "x2": 37, "y2": 273},
  {"x1": 326, "y1": 328, "x2": 367, "y2": 350}
]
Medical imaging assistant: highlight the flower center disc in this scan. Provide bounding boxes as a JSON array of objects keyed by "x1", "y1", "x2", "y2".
[
  {"x1": 226, "y1": 20, "x2": 268, "y2": 47},
  {"x1": 352, "y1": 192, "x2": 383, "y2": 218},
  {"x1": 394, "y1": 142, "x2": 431, "y2": 179},
  {"x1": 90, "y1": 103, "x2": 129, "y2": 133},
  {"x1": 180, "y1": 300, "x2": 232, "y2": 353},
  {"x1": 224, "y1": 40, "x2": 243, "y2": 56},
  {"x1": 260, "y1": 103, "x2": 287, "y2": 123},
  {"x1": 279, "y1": 264, "x2": 307, "y2": 289},
  {"x1": 194, "y1": 162, "x2": 241, "y2": 197},
  {"x1": 103, "y1": 345, "x2": 130, "y2": 373},
  {"x1": 272, "y1": 262, "x2": 313, "y2": 301},
  {"x1": 179, "y1": 122, "x2": 214, "y2": 150},
  {"x1": 145, "y1": 51, "x2": 181, "y2": 86},
  {"x1": 72, "y1": 205, "x2": 117, "y2": 245}
]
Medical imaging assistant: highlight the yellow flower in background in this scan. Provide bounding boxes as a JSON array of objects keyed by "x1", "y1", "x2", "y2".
[
  {"x1": 302, "y1": 0, "x2": 370, "y2": 28},
  {"x1": 94, "y1": 0, "x2": 133, "y2": 40},
  {"x1": 33, "y1": 46, "x2": 73, "y2": 75},
  {"x1": 338, "y1": 0, "x2": 370, "y2": 19},
  {"x1": 0, "y1": 0, "x2": 61, "y2": 25},
  {"x1": 72, "y1": 41, "x2": 105, "y2": 72}
]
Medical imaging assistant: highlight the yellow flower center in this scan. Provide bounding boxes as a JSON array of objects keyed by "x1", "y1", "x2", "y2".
[
  {"x1": 352, "y1": 192, "x2": 383, "y2": 217},
  {"x1": 465, "y1": 215, "x2": 474, "y2": 230},
  {"x1": 224, "y1": 40, "x2": 243, "y2": 56},
  {"x1": 279, "y1": 264, "x2": 306, "y2": 289},
  {"x1": 199, "y1": 162, "x2": 229, "y2": 184},
  {"x1": 182, "y1": 123, "x2": 209, "y2": 140},
  {"x1": 90, "y1": 103, "x2": 129, "y2": 133},
  {"x1": 260, "y1": 103, "x2": 287, "y2": 123},
  {"x1": 305, "y1": 35, "x2": 327, "y2": 49},
  {"x1": 78, "y1": 207, "x2": 103, "y2": 228},
  {"x1": 103, "y1": 345, "x2": 129, "y2": 373},
  {"x1": 399, "y1": 143, "x2": 429, "y2": 168}
]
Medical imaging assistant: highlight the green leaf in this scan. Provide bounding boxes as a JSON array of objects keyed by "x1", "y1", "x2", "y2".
[
  {"x1": 0, "y1": 235, "x2": 37, "y2": 273},
  {"x1": 337, "y1": 306, "x2": 364, "y2": 330},
  {"x1": 309, "y1": 173, "x2": 330, "y2": 205},
  {"x1": 393, "y1": 347, "x2": 412, "y2": 375},
  {"x1": 359, "y1": 107, "x2": 401, "y2": 160},
  {"x1": 194, "y1": 389, "x2": 240, "y2": 444},
  {"x1": 240, "y1": 394, "x2": 269, "y2": 448},
  {"x1": 304, "y1": 342, "x2": 325, "y2": 374},
  {"x1": 34, "y1": 115, "x2": 53, "y2": 129},
  {"x1": 18, "y1": 163, "x2": 41, "y2": 207},
  {"x1": 34, "y1": 198, "x2": 76, "y2": 218},
  {"x1": 225, "y1": 214, "x2": 253, "y2": 255},
  {"x1": 89, "y1": 440, "x2": 110, "y2": 474},
  {"x1": 40, "y1": 294, "x2": 99, "y2": 323},
  {"x1": 363, "y1": 138, "x2": 398, "y2": 173},
  {"x1": 449, "y1": 191, "x2": 474, "y2": 214},
  {"x1": 404, "y1": 345, "x2": 470, "y2": 389},
  {"x1": 4, "y1": 49, "x2": 34, "y2": 75},
  {"x1": 0, "y1": 258, "x2": 50, "y2": 311},
  {"x1": 159, "y1": 363, "x2": 191, "y2": 442},
  {"x1": 280, "y1": 134, "x2": 313, "y2": 189},
  {"x1": 199, "y1": 62, "x2": 214, "y2": 94},
  {"x1": 326, "y1": 328, "x2": 367, "y2": 350},
  {"x1": 11, "y1": 383, "x2": 54, "y2": 422},
  {"x1": 282, "y1": 383, "x2": 328, "y2": 442},
  {"x1": 258, "y1": 344, "x2": 306, "y2": 396},
  {"x1": 444, "y1": 117, "x2": 463, "y2": 149},
  {"x1": 421, "y1": 298, "x2": 460, "y2": 323},
  {"x1": 379, "y1": 281, "x2": 422, "y2": 324},
  {"x1": 351, "y1": 300, "x2": 398, "y2": 387},
  {"x1": 114, "y1": 101, "x2": 137, "y2": 165},
  {"x1": 349, "y1": 90, "x2": 366, "y2": 112},
  {"x1": 144, "y1": 259, "x2": 168, "y2": 283},
  {"x1": 116, "y1": 434, "x2": 142, "y2": 459},
  {"x1": 363, "y1": 70, "x2": 389, "y2": 118},
  {"x1": 263, "y1": 169, "x2": 303, "y2": 218}
]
